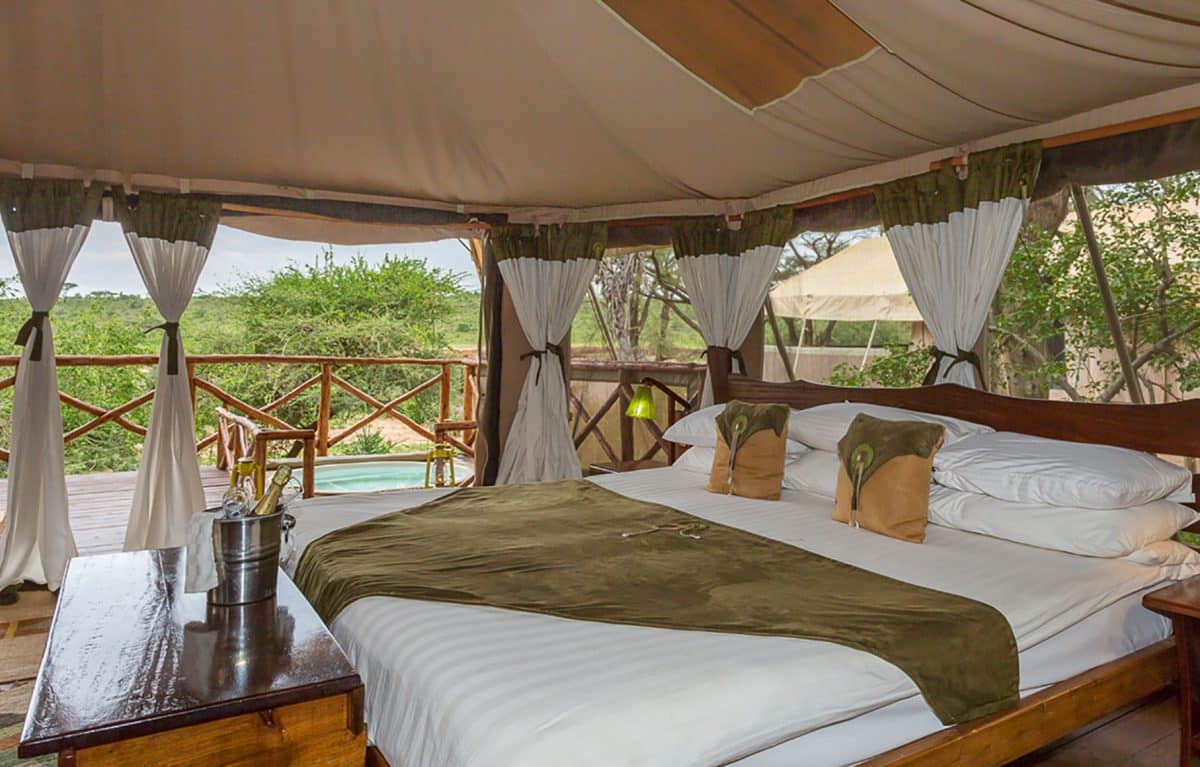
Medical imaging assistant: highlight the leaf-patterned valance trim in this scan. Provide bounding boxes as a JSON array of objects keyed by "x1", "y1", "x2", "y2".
[
  {"x1": 114, "y1": 189, "x2": 221, "y2": 248},
  {"x1": 0, "y1": 178, "x2": 101, "y2": 233},
  {"x1": 875, "y1": 141, "x2": 1041, "y2": 230},
  {"x1": 671, "y1": 205, "x2": 793, "y2": 258},
  {"x1": 491, "y1": 222, "x2": 608, "y2": 262}
]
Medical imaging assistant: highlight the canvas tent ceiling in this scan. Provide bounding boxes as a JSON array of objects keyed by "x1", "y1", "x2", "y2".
[
  {"x1": 770, "y1": 236, "x2": 921, "y2": 323},
  {"x1": 1, "y1": 1, "x2": 1199, "y2": 235}
]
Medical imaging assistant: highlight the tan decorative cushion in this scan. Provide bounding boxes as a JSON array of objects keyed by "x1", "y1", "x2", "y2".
[
  {"x1": 833, "y1": 414, "x2": 945, "y2": 543},
  {"x1": 707, "y1": 401, "x2": 789, "y2": 500}
]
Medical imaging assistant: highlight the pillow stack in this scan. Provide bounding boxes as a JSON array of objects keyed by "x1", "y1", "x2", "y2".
[{"x1": 926, "y1": 430, "x2": 1198, "y2": 562}]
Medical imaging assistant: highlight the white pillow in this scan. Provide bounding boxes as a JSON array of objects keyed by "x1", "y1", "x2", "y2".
[
  {"x1": 663, "y1": 404, "x2": 809, "y2": 455},
  {"x1": 672, "y1": 446, "x2": 715, "y2": 474},
  {"x1": 1124, "y1": 539, "x2": 1200, "y2": 568},
  {"x1": 933, "y1": 431, "x2": 1193, "y2": 509},
  {"x1": 788, "y1": 402, "x2": 992, "y2": 452},
  {"x1": 927, "y1": 486, "x2": 1197, "y2": 558},
  {"x1": 782, "y1": 450, "x2": 840, "y2": 498}
]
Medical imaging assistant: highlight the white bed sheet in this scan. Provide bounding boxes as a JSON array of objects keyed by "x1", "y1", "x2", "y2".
[{"x1": 287, "y1": 468, "x2": 1178, "y2": 767}]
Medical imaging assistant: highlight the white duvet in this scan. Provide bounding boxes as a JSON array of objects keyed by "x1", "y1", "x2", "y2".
[{"x1": 287, "y1": 468, "x2": 1187, "y2": 767}]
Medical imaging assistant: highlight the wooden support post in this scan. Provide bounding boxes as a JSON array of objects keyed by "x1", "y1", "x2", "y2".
[
  {"x1": 317, "y1": 363, "x2": 333, "y2": 455},
  {"x1": 764, "y1": 295, "x2": 795, "y2": 381},
  {"x1": 707, "y1": 346, "x2": 733, "y2": 404},
  {"x1": 1070, "y1": 183, "x2": 1144, "y2": 404},
  {"x1": 439, "y1": 363, "x2": 452, "y2": 425},
  {"x1": 618, "y1": 368, "x2": 633, "y2": 462}
]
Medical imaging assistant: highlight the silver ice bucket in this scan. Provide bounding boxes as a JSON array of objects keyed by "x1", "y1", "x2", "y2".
[{"x1": 208, "y1": 509, "x2": 283, "y2": 606}]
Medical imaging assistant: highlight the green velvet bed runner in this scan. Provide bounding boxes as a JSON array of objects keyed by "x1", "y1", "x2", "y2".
[{"x1": 293, "y1": 479, "x2": 1018, "y2": 724}]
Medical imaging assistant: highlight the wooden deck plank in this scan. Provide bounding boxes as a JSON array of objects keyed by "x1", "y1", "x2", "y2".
[{"x1": 0, "y1": 467, "x2": 229, "y2": 557}]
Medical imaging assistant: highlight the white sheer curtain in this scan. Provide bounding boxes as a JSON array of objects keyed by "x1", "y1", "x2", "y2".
[
  {"x1": 0, "y1": 188, "x2": 94, "y2": 590},
  {"x1": 123, "y1": 236, "x2": 209, "y2": 549},
  {"x1": 672, "y1": 208, "x2": 792, "y2": 406},
  {"x1": 119, "y1": 191, "x2": 219, "y2": 551},
  {"x1": 877, "y1": 143, "x2": 1040, "y2": 388},
  {"x1": 886, "y1": 199, "x2": 1027, "y2": 387},
  {"x1": 677, "y1": 245, "x2": 781, "y2": 405},
  {"x1": 496, "y1": 256, "x2": 598, "y2": 484}
]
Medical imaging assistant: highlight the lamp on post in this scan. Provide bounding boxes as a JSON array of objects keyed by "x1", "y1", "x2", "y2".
[{"x1": 625, "y1": 383, "x2": 656, "y2": 421}]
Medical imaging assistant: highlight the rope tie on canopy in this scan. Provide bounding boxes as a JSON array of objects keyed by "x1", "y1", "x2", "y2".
[
  {"x1": 14, "y1": 310, "x2": 50, "y2": 361},
  {"x1": 520, "y1": 342, "x2": 566, "y2": 386},
  {"x1": 924, "y1": 347, "x2": 984, "y2": 388},
  {"x1": 145, "y1": 321, "x2": 182, "y2": 375}
]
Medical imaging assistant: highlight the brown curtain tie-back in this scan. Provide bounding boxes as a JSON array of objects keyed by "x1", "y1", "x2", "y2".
[
  {"x1": 924, "y1": 346, "x2": 984, "y2": 388},
  {"x1": 14, "y1": 310, "x2": 49, "y2": 362},
  {"x1": 702, "y1": 345, "x2": 747, "y2": 373},
  {"x1": 146, "y1": 321, "x2": 182, "y2": 375},
  {"x1": 520, "y1": 342, "x2": 565, "y2": 386}
]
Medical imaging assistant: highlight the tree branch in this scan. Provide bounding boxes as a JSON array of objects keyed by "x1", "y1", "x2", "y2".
[
  {"x1": 988, "y1": 325, "x2": 1084, "y2": 402},
  {"x1": 1096, "y1": 317, "x2": 1200, "y2": 402}
]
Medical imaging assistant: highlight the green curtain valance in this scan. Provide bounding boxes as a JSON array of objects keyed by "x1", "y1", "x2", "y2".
[
  {"x1": 0, "y1": 178, "x2": 101, "y2": 233},
  {"x1": 671, "y1": 205, "x2": 793, "y2": 258},
  {"x1": 875, "y1": 142, "x2": 1042, "y2": 230},
  {"x1": 491, "y1": 222, "x2": 607, "y2": 263},
  {"x1": 114, "y1": 190, "x2": 221, "y2": 248}
]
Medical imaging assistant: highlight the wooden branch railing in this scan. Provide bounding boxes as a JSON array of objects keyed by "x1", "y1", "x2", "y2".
[
  {"x1": 569, "y1": 361, "x2": 705, "y2": 466},
  {"x1": 0, "y1": 354, "x2": 480, "y2": 469}
]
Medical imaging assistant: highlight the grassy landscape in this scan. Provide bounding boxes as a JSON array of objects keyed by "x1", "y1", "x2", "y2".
[{"x1": 0, "y1": 244, "x2": 910, "y2": 477}]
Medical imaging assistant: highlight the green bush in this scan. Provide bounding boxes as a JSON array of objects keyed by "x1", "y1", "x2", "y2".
[{"x1": 829, "y1": 344, "x2": 931, "y2": 388}]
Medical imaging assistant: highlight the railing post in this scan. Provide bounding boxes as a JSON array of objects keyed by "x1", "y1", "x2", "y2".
[
  {"x1": 186, "y1": 358, "x2": 197, "y2": 416},
  {"x1": 439, "y1": 362, "x2": 452, "y2": 424},
  {"x1": 462, "y1": 364, "x2": 476, "y2": 422},
  {"x1": 618, "y1": 367, "x2": 633, "y2": 463},
  {"x1": 317, "y1": 363, "x2": 332, "y2": 456}
]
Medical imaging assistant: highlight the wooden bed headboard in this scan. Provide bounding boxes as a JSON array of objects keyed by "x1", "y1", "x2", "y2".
[{"x1": 714, "y1": 371, "x2": 1200, "y2": 460}]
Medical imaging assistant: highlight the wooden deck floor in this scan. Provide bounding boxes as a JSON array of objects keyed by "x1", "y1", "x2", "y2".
[
  {"x1": 0, "y1": 466, "x2": 229, "y2": 556},
  {"x1": 0, "y1": 467, "x2": 1195, "y2": 765}
]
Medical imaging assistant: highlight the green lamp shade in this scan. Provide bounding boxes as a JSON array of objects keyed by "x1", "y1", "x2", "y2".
[{"x1": 626, "y1": 384, "x2": 656, "y2": 420}]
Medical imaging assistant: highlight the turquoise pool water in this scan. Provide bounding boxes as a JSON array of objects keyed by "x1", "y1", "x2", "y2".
[{"x1": 313, "y1": 461, "x2": 472, "y2": 493}]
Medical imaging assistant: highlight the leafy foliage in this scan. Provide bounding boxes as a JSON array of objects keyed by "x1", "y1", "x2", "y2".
[
  {"x1": 991, "y1": 174, "x2": 1200, "y2": 402},
  {"x1": 0, "y1": 249, "x2": 468, "y2": 476},
  {"x1": 829, "y1": 344, "x2": 931, "y2": 388}
]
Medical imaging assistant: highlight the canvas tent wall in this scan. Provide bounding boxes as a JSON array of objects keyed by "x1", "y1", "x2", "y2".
[{"x1": 770, "y1": 237, "x2": 921, "y2": 324}]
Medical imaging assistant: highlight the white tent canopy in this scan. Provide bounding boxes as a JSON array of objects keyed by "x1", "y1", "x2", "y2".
[
  {"x1": 770, "y1": 237, "x2": 921, "y2": 323},
  {"x1": 1, "y1": 1, "x2": 1198, "y2": 227}
]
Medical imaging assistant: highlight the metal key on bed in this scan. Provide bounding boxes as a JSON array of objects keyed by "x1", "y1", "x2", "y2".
[{"x1": 621, "y1": 522, "x2": 708, "y2": 540}]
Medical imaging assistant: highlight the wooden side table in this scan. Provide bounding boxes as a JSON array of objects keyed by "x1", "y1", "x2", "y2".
[
  {"x1": 1144, "y1": 577, "x2": 1200, "y2": 767},
  {"x1": 588, "y1": 459, "x2": 669, "y2": 475},
  {"x1": 19, "y1": 548, "x2": 366, "y2": 766}
]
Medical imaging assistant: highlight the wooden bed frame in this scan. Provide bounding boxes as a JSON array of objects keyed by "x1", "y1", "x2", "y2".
[{"x1": 709, "y1": 352, "x2": 1199, "y2": 766}]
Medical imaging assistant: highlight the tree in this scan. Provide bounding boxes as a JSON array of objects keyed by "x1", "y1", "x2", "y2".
[
  {"x1": 592, "y1": 251, "x2": 652, "y2": 360},
  {"x1": 991, "y1": 173, "x2": 1200, "y2": 403},
  {"x1": 223, "y1": 249, "x2": 466, "y2": 427}
]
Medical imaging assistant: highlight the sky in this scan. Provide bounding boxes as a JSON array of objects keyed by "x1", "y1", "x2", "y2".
[{"x1": 0, "y1": 222, "x2": 481, "y2": 297}]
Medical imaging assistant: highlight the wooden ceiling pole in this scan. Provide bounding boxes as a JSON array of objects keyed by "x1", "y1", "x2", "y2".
[{"x1": 1069, "y1": 183, "x2": 1144, "y2": 404}]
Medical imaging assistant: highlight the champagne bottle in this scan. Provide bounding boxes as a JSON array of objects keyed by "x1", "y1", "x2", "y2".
[{"x1": 251, "y1": 466, "x2": 293, "y2": 516}]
